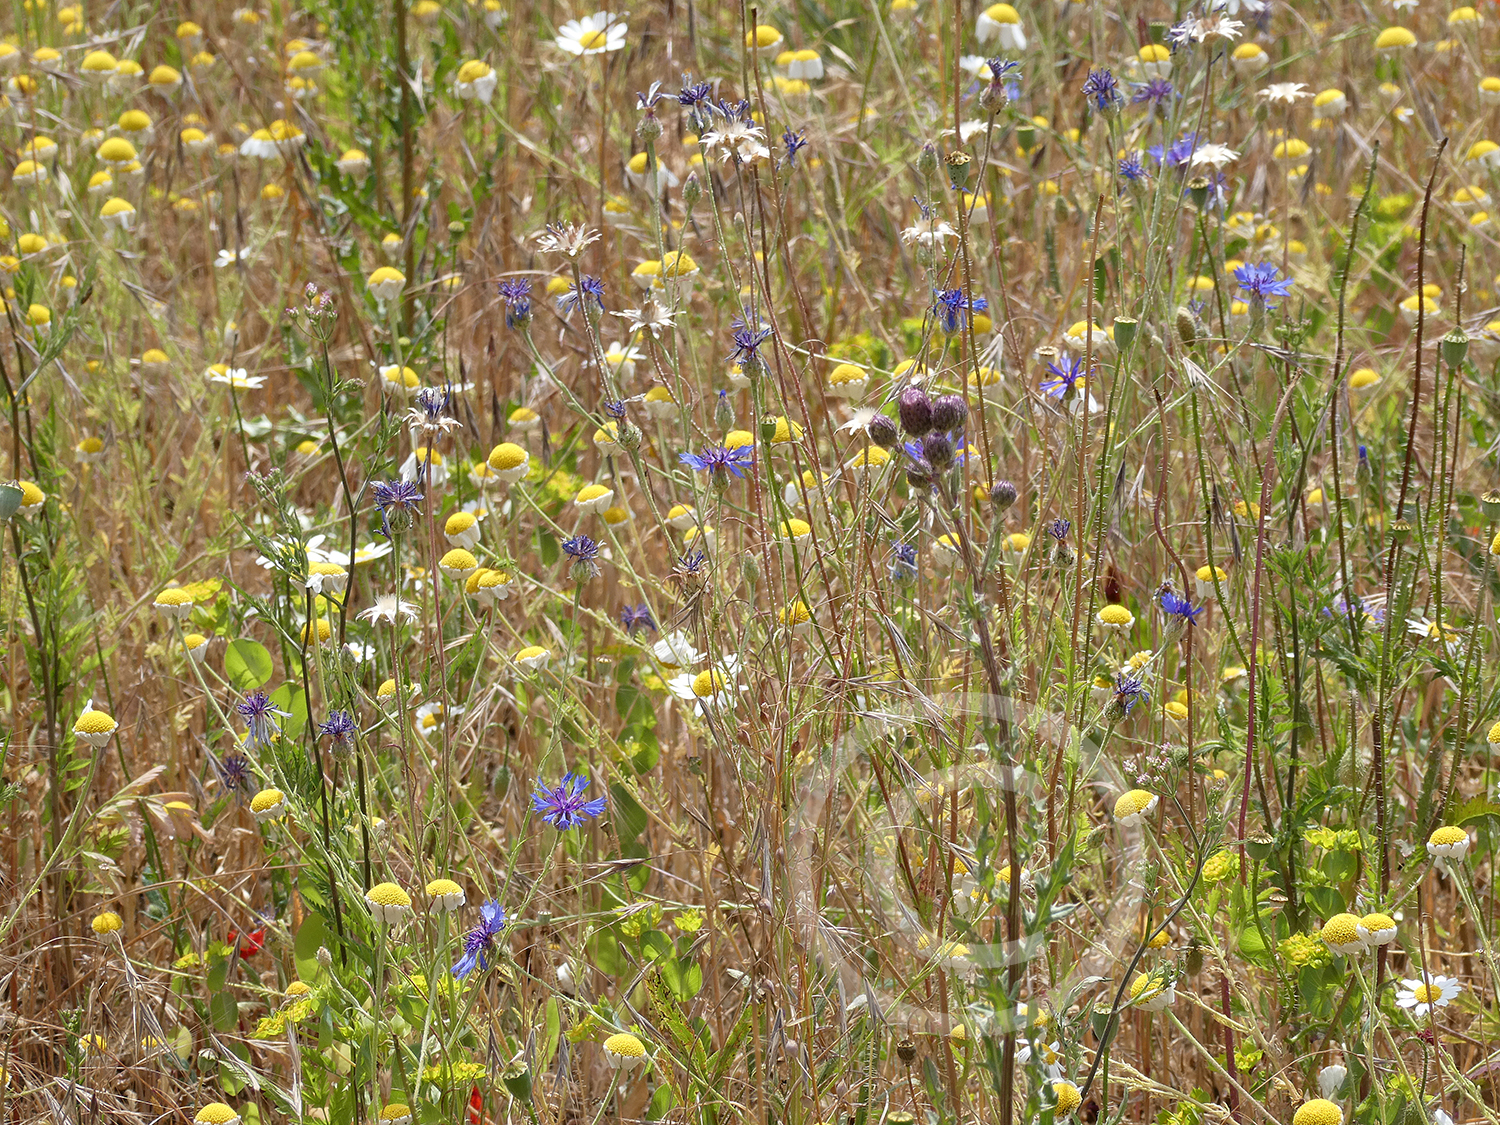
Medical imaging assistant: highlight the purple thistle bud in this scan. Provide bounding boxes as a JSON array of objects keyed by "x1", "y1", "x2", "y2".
[
  {"x1": 898, "y1": 386, "x2": 933, "y2": 436},
  {"x1": 931, "y1": 394, "x2": 968, "y2": 433}
]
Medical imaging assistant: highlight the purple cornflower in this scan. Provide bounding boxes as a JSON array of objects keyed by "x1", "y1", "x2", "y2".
[
  {"x1": 890, "y1": 541, "x2": 918, "y2": 584},
  {"x1": 373, "y1": 479, "x2": 423, "y2": 538},
  {"x1": 237, "y1": 690, "x2": 291, "y2": 748},
  {"x1": 531, "y1": 772, "x2": 607, "y2": 830},
  {"x1": 498, "y1": 278, "x2": 532, "y2": 330},
  {"x1": 636, "y1": 81, "x2": 668, "y2": 110},
  {"x1": 781, "y1": 128, "x2": 808, "y2": 167},
  {"x1": 562, "y1": 534, "x2": 602, "y2": 581},
  {"x1": 1112, "y1": 669, "x2": 1151, "y2": 716},
  {"x1": 1132, "y1": 77, "x2": 1175, "y2": 112},
  {"x1": 216, "y1": 753, "x2": 252, "y2": 791},
  {"x1": 1047, "y1": 517, "x2": 1071, "y2": 541},
  {"x1": 677, "y1": 548, "x2": 709, "y2": 577},
  {"x1": 1161, "y1": 590, "x2": 1205, "y2": 629},
  {"x1": 557, "y1": 276, "x2": 605, "y2": 318},
  {"x1": 933, "y1": 288, "x2": 988, "y2": 335},
  {"x1": 677, "y1": 75, "x2": 713, "y2": 107},
  {"x1": 411, "y1": 385, "x2": 452, "y2": 429},
  {"x1": 680, "y1": 444, "x2": 754, "y2": 482},
  {"x1": 728, "y1": 320, "x2": 773, "y2": 371},
  {"x1": 620, "y1": 603, "x2": 656, "y2": 634},
  {"x1": 603, "y1": 399, "x2": 628, "y2": 419},
  {"x1": 1082, "y1": 68, "x2": 1123, "y2": 114},
  {"x1": 318, "y1": 710, "x2": 357, "y2": 752},
  {"x1": 987, "y1": 58, "x2": 1020, "y2": 81},
  {"x1": 1040, "y1": 356, "x2": 1087, "y2": 400},
  {"x1": 1233, "y1": 262, "x2": 1294, "y2": 301},
  {"x1": 1149, "y1": 132, "x2": 1198, "y2": 170},
  {"x1": 1118, "y1": 152, "x2": 1149, "y2": 183},
  {"x1": 451, "y1": 899, "x2": 507, "y2": 978}
]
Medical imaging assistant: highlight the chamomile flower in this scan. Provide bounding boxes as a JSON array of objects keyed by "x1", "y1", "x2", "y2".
[
  {"x1": 488, "y1": 442, "x2": 530, "y2": 483},
  {"x1": 1319, "y1": 913, "x2": 1365, "y2": 956},
  {"x1": 603, "y1": 1032, "x2": 648, "y2": 1070},
  {"x1": 250, "y1": 788, "x2": 287, "y2": 822},
  {"x1": 73, "y1": 702, "x2": 118, "y2": 748},
  {"x1": 194, "y1": 1105, "x2": 242, "y2": 1125},
  {"x1": 426, "y1": 878, "x2": 466, "y2": 912},
  {"x1": 1357, "y1": 913, "x2": 1397, "y2": 947},
  {"x1": 1128, "y1": 971, "x2": 1176, "y2": 1011},
  {"x1": 1292, "y1": 1100, "x2": 1343, "y2": 1125},
  {"x1": 1395, "y1": 974, "x2": 1462, "y2": 1018},
  {"x1": 556, "y1": 12, "x2": 628, "y2": 55},
  {"x1": 91, "y1": 910, "x2": 123, "y2": 937},
  {"x1": 153, "y1": 587, "x2": 194, "y2": 618},
  {"x1": 515, "y1": 645, "x2": 552, "y2": 671},
  {"x1": 1427, "y1": 825, "x2": 1471, "y2": 861},
  {"x1": 1113, "y1": 789, "x2": 1158, "y2": 826},
  {"x1": 1096, "y1": 604, "x2": 1135, "y2": 633},
  {"x1": 454, "y1": 59, "x2": 497, "y2": 102},
  {"x1": 365, "y1": 882, "x2": 413, "y2": 924},
  {"x1": 977, "y1": 3, "x2": 1026, "y2": 49}
]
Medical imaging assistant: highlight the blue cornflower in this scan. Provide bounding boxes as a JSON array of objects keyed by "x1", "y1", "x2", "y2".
[
  {"x1": 1149, "y1": 132, "x2": 1199, "y2": 170},
  {"x1": 680, "y1": 444, "x2": 754, "y2": 481},
  {"x1": 451, "y1": 899, "x2": 507, "y2": 978},
  {"x1": 411, "y1": 385, "x2": 452, "y2": 430},
  {"x1": 782, "y1": 128, "x2": 808, "y2": 167},
  {"x1": 987, "y1": 58, "x2": 1021, "y2": 82},
  {"x1": 1040, "y1": 355, "x2": 1087, "y2": 400},
  {"x1": 1112, "y1": 669, "x2": 1151, "y2": 716},
  {"x1": 557, "y1": 276, "x2": 605, "y2": 318},
  {"x1": 890, "y1": 541, "x2": 918, "y2": 584},
  {"x1": 237, "y1": 690, "x2": 291, "y2": 748},
  {"x1": 372, "y1": 479, "x2": 423, "y2": 538},
  {"x1": 531, "y1": 772, "x2": 608, "y2": 830},
  {"x1": 678, "y1": 75, "x2": 713, "y2": 107},
  {"x1": 562, "y1": 534, "x2": 602, "y2": 581},
  {"x1": 1161, "y1": 590, "x2": 1205, "y2": 630},
  {"x1": 677, "y1": 548, "x2": 709, "y2": 577},
  {"x1": 216, "y1": 753, "x2": 252, "y2": 791},
  {"x1": 1358, "y1": 443, "x2": 1370, "y2": 473},
  {"x1": 1132, "y1": 77, "x2": 1175, "y2": 111},
  {"x1": 1118, "y1": 151, "x2": 1149, "y2": 183},
  {"x1": 1233, "y1": 262, "x2": 1294, "y2": 301},
  {"x1": 603, "y1": 399, "x2": 628, "y2": 419},
  {"x1": 728, "y1": 320, "x2": 773, "y2": 370},
  {"x1": 1082, "y1": 68, "x2": 1123, "y2": 113},
  {"x1": 636, "y1": 81, "x2": 668, "y2": 110},
  {"x1": 498, "y1": 278, "x2": 532, "y2": 330},
  {"x1": 318, "y1": 709, "x2": 357, "y2": 751},
  {"x1": 933, "y1": 288, "x2": 988, "y2": 335},
  {"x1": 620, "y1": 603, "x2": 656, "y2": 634},
  {"x1": 1047, "y1": 517, "x2": 1071, "y2": 541}
]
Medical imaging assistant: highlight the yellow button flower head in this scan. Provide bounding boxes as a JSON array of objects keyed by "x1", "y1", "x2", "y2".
[
  {"x1": 91, "y1": 910, "x2": 123, "y2": 936},
  {"x1": 444, "y1": 510, "x2": 481, "y2": 550},
  {"x1": 977, "y1": 3, "x2": 1026, "y2": 50},
  {"x1": 16, "y1": 480, "x2": 45, "y2": 514},
  {"x1": 367, "y1": 266, "x2": 405, "y2": 303},
  {"x1": 438, "y1": 548, "x2": 479, "y2": 581},
  {"x1": 74, "y1": 703, "x2": 118, "y2": 748},
  {"x1": 508, "y1": 405, "x2": 541, "y2": 431},
  {"x1": 97, "y1": 136, "x2": 138, "y2": 167},
  {"x1": 779, "y1": 517, "x2": 812, "y2": 544},
  {"x1": 603, "y1": 1032, "x2": 648, "y2": 1069},
  {"x1": 1357, "y1": 912, "x2": 1397, "y2": 947},
  {"x1": 1293, "y1": 1100, "x2": 1343, "y2": 1125},
  {"x1": 378, "y1": 1105, "x2": 412, "y2": 1125},
  {"x1": 148, "y1": 64, "x2": 182, "y2": 92},
  {"x1": 336, "y1": 149, "x2": 370, "y2": 177},
  {"x1": 426, "y1": 878, "x2": 466, "y2": 912},
  {"x1": 183, "y1": 633, "x2": 210, "y2": 661},
  {"x1": 153, "y1": 587, "x2": 194, "y2": 619},
  {"x1": 1319, "y1": 912, "x2": 1365, "y2": 955},
  {"x1": 250, "y1": 788, "x2": 287, "y2": 822},
  {"x1": 1128, "y1": 971, "x2": 1176, "y2": 1010},
  {"x1": 1375, "y1": 26, "x2": 1417, "y2": 51},
  {"x1": 1113, "y1": 789, "x2": 1158, "y2": 827},
  {"x1": 80, "y1": 49, "x2": 117, "y2": 78},
  {"x1": 1426, "y1": 825, "x2": 1470, "y2": 860},
  {"x1": 1052, "y1": 1081, "x2": 1082, "y2": 1117},
  {"x1": 575, "y1": 482, "x2": 615, "y2": 515},
  {"x1": 484, "y1": 441, "x2": 529, "y2": 485},
  {"x1": 1096, "y1": 604, "x2": 1134, "y2": 633},
  {"x1": 1449, "y1": 5, "x2": 1481, "y2": 25},
  {"x1": 194, "y1": 1104, "x2": 241, "y2": 1125},
  {"x1": 767, "y1": 416, "x2": 803, "y2": 445},
  {"x1": 1489, "y1": 718, "x2": 1500, "y2": 744},
  {"x1": 365, "y1": 882, "x2": 413, "y2": 924},
  {"x1": 515, "y1": 645, "x2": 551, "y2": 671},
  {"x1": 1467, "y1": 140, "x2": 1500, "y2": 167},
  {"x1": 1348, "y1": 367, "x2": 1381, "y2": 391},
  {"x1": 746, "y1": 24, "x2": 783, "y2": 54}
]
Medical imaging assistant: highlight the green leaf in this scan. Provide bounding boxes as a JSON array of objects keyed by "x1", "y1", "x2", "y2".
[
  {"x1": 209, "y1": 990, "x2": 239, "y2": 1032},
  {"x1": 661, "y1": 957, "x2": 703, "y2": 1002},
  {"x1": 646, "y1": 1083, "x2": 676, "y2": 1121},
  {"x1": 294, "y1": 911, "x2": 329, "y2": 984},
  {"x1": 538, "y1": 997, "x2": 561, "y2": 1073},
  {"x1": 270, "y1": 683, "x2": 309, "y2": 741},
  {"x1": 1452, "y1": 795, "x2": 1500, "y2": 830},
  {"x1": 609, "y1": 782, "x2": 648, "y2": 845},
  {"x1": 641, "y1": 931, "x2": 673, "y2": 963},
  {"x1": 224, "y1": 639, "x2": 274, "y2": 691}
]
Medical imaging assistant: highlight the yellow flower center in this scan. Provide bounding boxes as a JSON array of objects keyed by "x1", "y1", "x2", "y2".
[{"x1": 579, "y1": 29, "x2": 608, "y2": 48}]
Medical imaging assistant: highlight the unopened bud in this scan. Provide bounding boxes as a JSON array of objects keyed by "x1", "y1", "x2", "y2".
[
  {"x1": 316, "y1": 945, "x2": 332, "y2": 968},
  {"x1": 681, "y1": 171, "x2": 702, "y2": 213},
  {"x1": 1176, "y1": 305, "x2": 1199, "y2": 347},
  {"x1": 636, "y1": 113, "x2": 663, "y2": 143},
  {"x1": 868, "y1": 414, "x2": 899, "y2": 449},
  {"x1": 917, "y1": 142, "x2": 939, "y2": 179},
  {"x1": 991, "y1": 479, "x2": 1018, "y2": 512},
  {"x1": 898, "y1": 385, "x2": 933, "y2": 436},
  {"x1": 931, "y1": 393, "x2": 967, "y2": 433}
]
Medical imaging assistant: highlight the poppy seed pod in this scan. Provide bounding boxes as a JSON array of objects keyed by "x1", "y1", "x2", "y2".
[
  {"x1": 931, "y1": 393, "x2": 968, "y2": 433},
  {"x1": 1442, "y1": 328, "x2": 1470, "y2": 369},
  {"x1": 898, "y1": 386, "x2": 933, "y2": 436}
]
